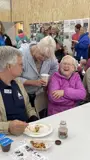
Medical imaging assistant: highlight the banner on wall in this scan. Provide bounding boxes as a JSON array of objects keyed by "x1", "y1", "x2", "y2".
[
  {"x1": 83, "y1": 18, "x2": 89, "y2": 31},
  {"x1": 69, "y1": 20, "x2": 76, "y2": 32},
  {"x1": 64, "y1": 20, "x2": 70, "y2": 32},
  {"x1": 64, "y1": 18, "x2": 89, "y2": 31},
  {"x1": 29, "y1": 18, "x2": 90, "y2": 43},
  {"x1": 29, "y1": 21, "x2": 64, "y2": 41},
  {"x1": 64, "y1": 18, "x2": 90, "y2": 41}
]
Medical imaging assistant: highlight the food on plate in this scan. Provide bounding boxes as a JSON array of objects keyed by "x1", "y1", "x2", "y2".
[
  {"x1": 30, "y1": 140, "x2": 46, "y2": 149},
  {"x1": 34, "y1": 125, "x2": 40, "y2": 132},
  {"x1": 27, "y1": 124, "x2": 41, "y2": 133}
]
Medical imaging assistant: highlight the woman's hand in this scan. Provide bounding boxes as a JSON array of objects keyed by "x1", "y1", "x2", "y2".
[
  {"x1": 24, "y1": 79, "x2": 47, "y2": 86},
  {"x1": 35, "y1": 79, "x2": 47, "y2": 86},
  {"x1": 9, "y1": 120, "x2": 28, "y2": 136},
  {"x1": 52, "y1": 90, "x2": 64, "y2": 99}
]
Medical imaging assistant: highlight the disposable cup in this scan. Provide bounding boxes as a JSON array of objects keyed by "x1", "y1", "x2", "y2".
[{"x1": 41, "y1": 74, "x2": 50, "y2": 85}]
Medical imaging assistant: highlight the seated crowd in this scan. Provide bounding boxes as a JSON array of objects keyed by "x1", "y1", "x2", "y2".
[{"x1": 0, "y1": 22, "x2": 90, "y2": 136}]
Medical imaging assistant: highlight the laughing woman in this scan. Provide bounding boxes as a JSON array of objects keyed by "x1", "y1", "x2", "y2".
[{"x1": 48, "y1": 55, "x2": 86, "y2": 115}]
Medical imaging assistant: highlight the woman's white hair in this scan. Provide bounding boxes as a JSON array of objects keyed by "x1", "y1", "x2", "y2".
[
  {"x1": 0, "y1": 46, "x2": 22, "y2": 71},
  {"x1": 60, "y1": 55, "x2": 78, "y2": 71},
  {"x1": 37, "y1": 36, "x2": 56, "y2": 58}
]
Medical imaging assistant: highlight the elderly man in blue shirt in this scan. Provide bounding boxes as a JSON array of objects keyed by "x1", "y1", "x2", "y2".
[{"x1": 0, "y1": 46, "x2": 38, "y2": 136}]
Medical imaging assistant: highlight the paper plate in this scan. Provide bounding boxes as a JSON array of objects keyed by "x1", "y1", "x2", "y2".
[
  {"x1": 29, "y1": 139, "x2": 53, "y2": 151},
  {"x1": 24, "y1": 123, "x2": 53, "y2": 138}
]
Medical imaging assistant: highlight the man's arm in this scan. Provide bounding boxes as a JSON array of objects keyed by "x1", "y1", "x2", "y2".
[{"x1": 0, "y1": 121, "x2": 10, "y2": 134}]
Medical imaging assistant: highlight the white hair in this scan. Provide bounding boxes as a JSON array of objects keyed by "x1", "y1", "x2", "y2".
[
  {"x1": 60, "y1": 55, "x2": 78, "y2": 71},
  {"x1": 0, "y1": 46, "x2": 22, "y2": 71},
  {"x1": 37, "y1": 36, "x2": 56, "y2": 58}
]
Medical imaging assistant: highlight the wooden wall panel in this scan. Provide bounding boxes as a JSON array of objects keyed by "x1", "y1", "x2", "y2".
[
  {"x1": 0, "y1": 0, "x2": 10, "y2": 21},
  {"x1": 12, "y1": 0, "x2": 90, "y2": 34},
  {"x1": 0, "y1": 11, "x2": 10, "y2": 21}
]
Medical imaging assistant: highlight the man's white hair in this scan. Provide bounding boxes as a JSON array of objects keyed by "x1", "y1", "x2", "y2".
[
  {"x1": 0, "y1": 46, "x2": 22, "y2": 71},
  {"x1": 37, "y1": 36, "x2": 56, "y2": 58},
  {"x1": 60, "y1": 55, "x2": 78, "y2": 71}
]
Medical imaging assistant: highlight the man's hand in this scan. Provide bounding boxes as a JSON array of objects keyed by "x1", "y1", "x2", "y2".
[
  {"x1": 9, "y1": 120, "x2": 28, "y2": 136},
  {"x1": 52, "y1": 90, "x2": 64, "y2": 99}
]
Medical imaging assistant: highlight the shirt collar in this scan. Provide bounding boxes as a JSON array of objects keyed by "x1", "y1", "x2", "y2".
[{"x1": 0, "y1": 79, "x2": 15, "y2": 90}]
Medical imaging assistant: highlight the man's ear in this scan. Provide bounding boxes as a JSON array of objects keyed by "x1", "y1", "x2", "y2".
[{"x1": 6, "y1": 64, "x2": 11, "y2": 70}]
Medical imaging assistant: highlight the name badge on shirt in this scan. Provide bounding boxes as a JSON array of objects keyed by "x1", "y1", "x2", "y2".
[
  {"x1": 74, "y1": 51, "x2": 77, "y2": 56},
  {"x1": 4, "y1": 89, "x2": 12, "y2": 94}
]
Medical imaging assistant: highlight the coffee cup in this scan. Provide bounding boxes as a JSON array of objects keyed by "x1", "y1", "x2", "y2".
[{"x1": 41, "y1": 74, "x2": 50, "y2": 86}]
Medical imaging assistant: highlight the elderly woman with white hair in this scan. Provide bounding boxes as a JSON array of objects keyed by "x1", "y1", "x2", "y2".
[
  {"x1": 48, "y1": 55, "x2": 86, "y2": 115},
  {"x1": 20, "y1": 36, "x2": 58, "y2": 107},
  {"x1": 0, "y1": 46, "x2": 38, "y2": 135}
]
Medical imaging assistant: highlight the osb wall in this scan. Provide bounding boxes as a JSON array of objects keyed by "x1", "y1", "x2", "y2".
[
  {"x1": 12, "y1": 0, "x2": 90, "y2": 34},
  {"x1": 0, "y1": 0, "x2": 11, "y2": 21},
  {"x1": 0, "y1": 11, "x2": 11, "y2": 21}
]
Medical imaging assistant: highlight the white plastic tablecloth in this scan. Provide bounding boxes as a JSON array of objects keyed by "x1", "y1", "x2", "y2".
[{"x1": 0, "y1": 103, "x2": 90, "y2": 160}]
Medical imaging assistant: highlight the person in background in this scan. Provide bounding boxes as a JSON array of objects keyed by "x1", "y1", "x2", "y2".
[
  {"x1": 63, "y1": 46, "x2": 69, "y2": 55},
  {"x1": 72, "y1": 24, "x2": 82, "y2": 50},
  {"x1": 77, "y1": 45, "x2": 90, "y2": 80},
  {"x1": 74, "y1": 27, "x2": 89, "y2": 61},
  {"x1": 51, "y1": 25, "x2": 63, "y2": 43},
  {"x1": 84, "y1": 44, "x2": 90, "y2": 71},
  {"x1": 44, "y1": 25, "x2": 52, "y2": 36},
  {"x1": 20, "y1": 36, "x2": 58, "y2": 108},
  {"x1": 51, "y1": 25, "x2": 58, "y2": 39},
  {"x1": 77, "y1": 59, "x2": 87, "y2": 80},
  {"x1": 0, "y1": 21, "x2": 12, "y2": 46},
  {"x1": 36, "y1": 26, "x2": 45, "y2": 42},
  {"x1": 0, "y1": 46, "x2": 38, "y2": 135},
  {"x1": 48, "y1": 55, "x2": 86, "y2": 115},
  {"x1": 72, "y1": 24, "x2": 81, "y2": 55},
  {"x1": 72, "y1": 24, "x2": 81, "y2": 41},
  {"x1": 77, "y1": 46, "x2": 90, "y2": 78},
  {"x1": 16, "y1": 29, "x2": 29, "y2": 48},
  {"x1": 54, "y1": 38, "x2": 65, "y2": 63},
  {"x1": 83, "y1": 67, "x2": 90, "y2": 102},
  {"x1": 63, "y1": 35, "x2": 72, "y2": 55}
]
